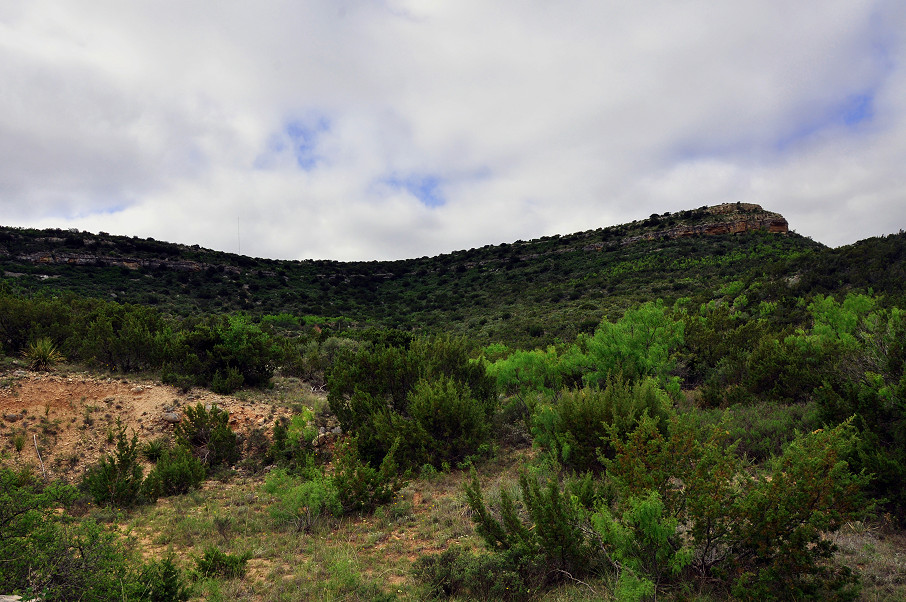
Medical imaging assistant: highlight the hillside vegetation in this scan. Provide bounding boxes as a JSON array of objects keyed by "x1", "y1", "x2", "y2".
[{"x1": 1, "y1": 204, "x2": 905, "y2": 601}]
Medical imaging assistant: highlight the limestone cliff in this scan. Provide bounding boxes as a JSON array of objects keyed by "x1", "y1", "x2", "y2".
[{"x1": 591, "y1": 203, "x2": 787, "y2": 250}]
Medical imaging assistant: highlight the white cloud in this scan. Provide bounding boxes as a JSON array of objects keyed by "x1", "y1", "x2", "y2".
[{"x1": 2, "y1": 1, "x2": 905, "y2": 260}]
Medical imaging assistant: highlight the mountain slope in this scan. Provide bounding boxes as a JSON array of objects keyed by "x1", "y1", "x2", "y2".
[{"x1": 5, "y1": 202, "x2": 900, "y2": 346}]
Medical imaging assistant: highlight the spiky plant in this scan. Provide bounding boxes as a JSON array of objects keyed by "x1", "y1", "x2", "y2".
[
  {"x1": 141, "y1": 437, "x2": 170, "y2": 462},
  {"x1": 22, "y1": 338, "x2": 65, "y2": 371}
]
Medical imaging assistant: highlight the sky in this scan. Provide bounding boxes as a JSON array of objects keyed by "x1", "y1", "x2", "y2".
[{"x1": 2, "y1": 1, "x2": 905, "y2": 261}]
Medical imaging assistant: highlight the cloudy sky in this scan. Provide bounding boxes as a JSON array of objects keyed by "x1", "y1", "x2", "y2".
[{"x1": 2, "y1": 1, "x2": 905, "y2": 261}]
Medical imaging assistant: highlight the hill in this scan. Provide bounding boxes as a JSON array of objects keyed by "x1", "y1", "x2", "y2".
[{"x1": 1, "y1": 202, "x2": 857, "y2": 346}]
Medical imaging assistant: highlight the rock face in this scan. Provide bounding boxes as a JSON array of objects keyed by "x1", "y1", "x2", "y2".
[
  {"x1": 11, "y1": 250, "x2": 239, "y2": 274},
  {"x1": 594, "y1": 203, "x2": 788, "y2": 249}
]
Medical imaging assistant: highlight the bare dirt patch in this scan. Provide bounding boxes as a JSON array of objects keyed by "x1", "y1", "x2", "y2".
[{"x1": 0, "y1": 367, "x2": 289, "y2": 480}]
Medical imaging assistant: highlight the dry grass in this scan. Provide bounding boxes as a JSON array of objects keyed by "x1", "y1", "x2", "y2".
[
  {"x1": 829, "y1": 521, "x2": 906, "y2": 601},
  {"x1": 113, "y1": 436, "x2": 562, "y2": 601},
  {"x1": 5, "y1": 371, "x2": 904, "y2": 601}
]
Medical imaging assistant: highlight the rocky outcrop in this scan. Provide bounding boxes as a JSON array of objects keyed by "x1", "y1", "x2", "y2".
[
  {"x1": 620, "y1": 210, "x2": 787, "y2": 245},
  {"x1": 10, "y1": 251, "x2": 242, "y2": 274},
  {"x1": 584, "y1": 203, "x2": 788, "y2": 250}
]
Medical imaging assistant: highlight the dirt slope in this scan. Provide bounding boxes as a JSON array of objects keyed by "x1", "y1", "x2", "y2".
[{"x1": 0, "y1": 367, "x2": 288, "y2": 480}]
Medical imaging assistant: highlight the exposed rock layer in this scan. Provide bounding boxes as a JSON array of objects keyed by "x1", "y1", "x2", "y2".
[{"x1": 619, "y1": 203, "x2": 788, "y2": 246}]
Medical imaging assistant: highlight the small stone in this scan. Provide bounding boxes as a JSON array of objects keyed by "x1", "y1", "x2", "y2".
[
  {"x1": 161, "y1": 412, "x2": 181, "y2": 424},
  {"x1": 3, "y1": 414, "x2": 20, "y2": 422}
]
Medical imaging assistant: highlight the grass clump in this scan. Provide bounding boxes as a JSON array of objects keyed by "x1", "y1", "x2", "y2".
[{"x1": 195, "y1": 546, "x2": 251, "y2": 579}]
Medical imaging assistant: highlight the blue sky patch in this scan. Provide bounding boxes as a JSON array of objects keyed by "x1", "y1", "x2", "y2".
[
  {"x1": 777, "y1": 90, "x2": 877, "y2": 150},
  {"x1": 254, "y1": 116, "x2": 330, "y2": 171},
  {"x1": 383, "y1": 173, "x2": 446, "y2": 208},
  {"x1": 64, "y1": 203, "x2": 128, "y2": 220},
  {"x1": 286, "y1": 118, "x2": 330, "y2": 169},
  {"x1": 671, "y1": 87, "x2": 880, "y2": 163},
  {"x1": 841, "y1": 93, "x2": 873, "y2": 126}
]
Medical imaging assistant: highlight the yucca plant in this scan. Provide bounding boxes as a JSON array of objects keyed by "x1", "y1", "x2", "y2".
[
  {"x1": 141, "y1": 437, "x2": 170, "y2": 462},
  {"x1": 23, "y1": 337, "x2": 65, "y2": 371}
]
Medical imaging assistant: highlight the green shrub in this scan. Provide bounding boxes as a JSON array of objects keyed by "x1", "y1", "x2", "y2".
[
  {"x1": 726, "y1": 423, "x2": 867, "y2": 600},
  {"x1": 743, "y1": 336, "x2": 825, "y2": 404},
  {"x1": 818, "y1": 374, "x2": 906, "y2": 522},
  {"x1": 413, "y1": 544, "x2": 532, "y2": 600},
  {"x1": 463, "y1": 470, "x2": 601, "y2": 595},
  {"x1": 457, "y1": 412, "x2": 869, "y2": 600},
  {"x1": 263, "y1": 467, "x2": 340, "y2": 532},
  {"x1": 332, "y1": 437, "x2": 407, "y2": 514},
  {"x1": 268, "y1": 410, "x2": 319, "y2": 468},
  {"x1": 688, "y1": 402, "x2": 822, "y2": 463},
  {"x1": 174, "y1": 403, "x2": 239, "y2": 467},
  {"x1": 413, "y1": 545, "x2": 472, "y2": 598},
  {"x1": 810, "y1": 302, "x2": 906, "y2": 522},
  {"x1": 238, "y1": 425, "x2": 273, "y2": 473},
  {"x1": 327, "y1": 334, "x2": 497, "y2": 468},
  {"x1": 134, "y1": 553, "x2": 192, "y2": 601},
  {"x1": 81, "y1": 424, "x2": 144, "y2": 507},
  {"x1": 268, "y1": 418, "x2": 293, "y2": 466},
  {"x1": 211, "y1": 367, "x2": 244, "y2": 394},
  {"x1": 384, "y1": 376, "x2": 492, "y2": 468},
  {"x1": 327, "y1": 342, "x2": 418, "y2": 466},
  {"x1": 606, "y1": 414, "x2": 869, "y2": 599},
  {"x1": 161, "y1": 368, "x2": 196, "y2": 393},
  {"x1": 591, "y1": 491, "x2": 692, "y2": 601},
  {"x1": 581, "y1": 299, "x2": 685, "y2": 385},
  {"x1": 163, "y1": 314, "x2": 278, "y2": 393},
  {"x1": 142, "y1": 446, "x2": 206, "y2": 499},
  {"x1": 1, "y1": 468, "x2": 74, "y2": 594},
  {"x1": 532, "y1": 376, "x2": 672, "y2": 472},
  {"x1": 0, "y1": 467, "x2": 148, "y2": 600},
  {"x1": 195, "y1": 546, "x2": 251, "y2": 580},
  {"x1": 486, "y1": 346, "x2": 574, "y2": 396},
  {"x1": 76, "y1": 303, "x2": 170, "y2": 373}
]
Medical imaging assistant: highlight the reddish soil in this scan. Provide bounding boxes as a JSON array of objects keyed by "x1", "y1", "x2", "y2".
[{"x1": 0, "y1": 367, "x2": 287, "y2": 480}]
